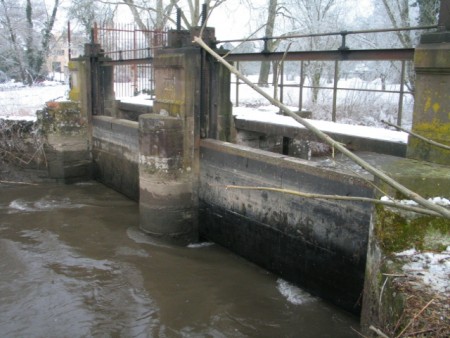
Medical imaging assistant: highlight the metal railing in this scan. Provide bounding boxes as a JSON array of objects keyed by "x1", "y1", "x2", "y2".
[
  {"x1": 222, "y1": 25, "x2": 437, "y2": 127},
  {"x1": 92, "y1": 23, "x2": 168, "y2": 98}
]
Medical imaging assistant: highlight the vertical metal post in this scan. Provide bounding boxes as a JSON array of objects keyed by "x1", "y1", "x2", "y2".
[
  {"x1": 299, "y1": 61, "x2": 304, "y2": 111},
  {"x1": 397, "y1": 60, "x2": 406, "y2": 127},
  {"x1": 133, "y1": 25, "x2": 138, "y2": 95},
  {"x1": 92, "y1": 22, "x2": 98, "y2": 44},
  {"x1": 280, "y1": 62, "x2": 284, "y2": 104},
  {"x1": 201, "y1": 3, "x2": 207, "y2": 26},
  {"x1": 235, "y1": 62, "x2": 240, "y2": 107},
  {"x1": 177, "y1": 8, "x2": 182, "y2": 30},
  {"x1": 332, "y1": 60, "x2": 339, "y2": 122},
  {"x1": 272, "y1": 62, "x2": 278, "y2": 99}
]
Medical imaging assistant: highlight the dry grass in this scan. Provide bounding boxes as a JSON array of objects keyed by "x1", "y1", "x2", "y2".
[{"x1": 388, "y1": 276, "x2": 450, "y2": 337}]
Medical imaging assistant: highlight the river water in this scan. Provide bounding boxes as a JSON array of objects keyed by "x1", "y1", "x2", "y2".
[{"x1": 0, "y1": 181, "x2": 360, "y2": 337}]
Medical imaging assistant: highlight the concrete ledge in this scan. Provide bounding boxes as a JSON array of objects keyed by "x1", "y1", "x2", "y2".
[
  {"x1": 234, "y1": 118, "x2": 407, "y2": 157},
  {"x1": 118, "y1": 101, "x2": 153, "y2": 121}
]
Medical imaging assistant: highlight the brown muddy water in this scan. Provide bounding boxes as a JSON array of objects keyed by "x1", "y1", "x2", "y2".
[{"x1": 0, "y1": 181, "x2": 360, "y2": 337}]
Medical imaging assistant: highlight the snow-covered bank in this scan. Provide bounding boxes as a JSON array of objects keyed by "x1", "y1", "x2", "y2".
[
  {"x1": 395, "y1": 247, "x2": 450, "y2": 296},
  {"x1": 0, "y1": 82, "x2": 68, "y2": 121}
]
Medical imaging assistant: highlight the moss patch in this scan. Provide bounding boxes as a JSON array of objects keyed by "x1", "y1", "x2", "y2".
[{"x1": 375, "y1": 205, "x2": 450, "y2": 253}]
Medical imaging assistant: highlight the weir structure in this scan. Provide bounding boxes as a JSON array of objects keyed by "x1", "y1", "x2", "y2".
[{"x1": 38, "y1": 2, "x2": 450, "y2": 335}]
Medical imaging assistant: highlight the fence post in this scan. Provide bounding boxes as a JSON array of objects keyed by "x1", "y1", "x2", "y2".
[
  {"x1": 332, "y1": 60, "x2": 339, "y2": 122},
  {"x1": 280, "y1": 62, "x2": 284, "y2": 104},
  {"x1": 235, "y1": 62, "x2": 240, "y2": 107},
  {"x1": 84, "y1": 43, "x2": 103, "y2": 116},
  {"x1": 397, "y1": 60, "x2": 405, "y2": 127},
  {"x1": 298, "y1": 61, "x2": 304, "y2": 111}
]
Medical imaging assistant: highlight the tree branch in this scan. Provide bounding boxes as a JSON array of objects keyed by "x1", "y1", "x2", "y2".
[
  {"x1": 221, "y1": 185, "x2": 443, "y2": 217},
  {"x1": 382, "y1": 120, "x2": 450, "y2": 151}
]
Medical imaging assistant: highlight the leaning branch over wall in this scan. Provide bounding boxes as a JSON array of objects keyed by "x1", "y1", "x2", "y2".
[
  {"x1": 193, "y1": 36, "x2": 450, "y2": 219},
  {"x1": 382, "y1": 119, "x2": 450, "y2": 151},
  {"x1": 222, "y1": 185, "x2": 443, "y2": 217}
]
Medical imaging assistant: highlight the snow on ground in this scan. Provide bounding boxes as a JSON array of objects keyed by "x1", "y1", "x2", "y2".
[
  {"x1": 395, "y1": 247, "x2": 450, "y2": 296},
  {"x1": 0, "y1": 81, "x2": 68, "y2": 121},
  {"x1": 381, "y1": 196, "x2": 450, "y2": 207},
  {"x1": 119, "y1": 94, "x2": 153, "y2": 105}
]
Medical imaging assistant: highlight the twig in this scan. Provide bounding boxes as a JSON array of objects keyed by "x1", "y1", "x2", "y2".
[
  {"x1": 382, "y1": 273, "x2": 407, "y2": 277},
  {"x1": 380, "y1": 276, "x2": 389, "y2": 308},
  {"x1": 382, "y1": 120, "x2": 450, "y2": 151},
  {"x1": 350, "y1": 326, "x2": 368, "y2": 337},
  {"x1": 222, "y1": 185, "x2": 442, "y2": 217},
  {"x1": 0, "y1": 144, "x2": 43, "y2": 165},
  {"x1": 395, "y1": 298, "x2": 435, "y2": 338},
  {"x1": 193, "y1": 36, "x2": 450, "y2": 220},
  {"x1": 369, "y1": 325, "x2": 390, "y2": 338},
  {"x1": 403, "y1": 327, "x2": 437, "y2": 336},
  {"x1": 0, "y1": 180, "x2": 38, "y2": 185}
]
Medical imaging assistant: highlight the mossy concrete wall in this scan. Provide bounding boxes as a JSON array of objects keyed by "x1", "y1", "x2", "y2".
[{"x1": 361, "y1": 157, "x2": 450, "y2": 336}]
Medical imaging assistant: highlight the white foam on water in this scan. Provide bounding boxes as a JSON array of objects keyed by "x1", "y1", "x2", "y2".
[
  {"x1": 8, "y1": 197, "x2": 85, "y2": 213},
  {"x1": 8, "y1": 199, "x2": 35, "y2": 212},
  {"x1": 276, "y1": 278, "x2": 316, "y2": 305},
  {"x1": 187, "y1": 242, "x2": 215, "y2": 249}
]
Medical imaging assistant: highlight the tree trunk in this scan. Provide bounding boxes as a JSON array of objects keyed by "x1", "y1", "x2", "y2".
[
  {"x1": 258, "y1": 0, "x2": 277, "y2": 86},
  {"x1": 1, "y1": 0, "x2": 27, "y2": 83},
  {"x1": 35, "y1": 0, "x2": 60, "y2": 80},
  {"x1": 311, "y1": 65, "x2": 322, "y2": 104},
  {"x1": 25, "y1": 0, "x2": 35, "y2": 84}
]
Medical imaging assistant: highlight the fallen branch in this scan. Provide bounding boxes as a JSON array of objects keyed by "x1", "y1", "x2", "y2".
[
  {"x1": 369, "y1": 325, "x2": 389, "y2": 338},
  {"x1": 222, "y1": 185, "x2": 442, "y2": 217},
  {"x1": 382, "y1": 120, "x2": 450, "y2": 151},
  {"x1": 0, "y1": 180, "x2": 38, "y2": 185},
  {"x1": 193, "y1": 36, "x2": 450, "y2": 219},
  {"x1": 396, "y1": 298, "x2": 435, "y2": 338}
]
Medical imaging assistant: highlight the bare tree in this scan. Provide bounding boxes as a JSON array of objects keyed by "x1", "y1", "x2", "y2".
[
  {"x1": 287, "y1": 0, "x2": 347, "y2": 103},
  {"x1": 67, "y1": 0, "x2": 116, "y2": 40},
  {"x1": 0, "y1": 0, "x2": 27, "y2": 81},
  {"x1": 117, "y1": 0, "x2": 227, "y2": 31},
  {"x1": 377, "y1": 0, "x2": 439, "y2": 95},
  {"x1": 257, "y1": 0, "x2": 278, "y2": 87},
  {"x1": 0, "y1": 0, "x2": 62, "y2": 84}
]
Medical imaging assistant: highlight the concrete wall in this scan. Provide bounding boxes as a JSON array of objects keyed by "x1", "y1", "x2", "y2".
[
  {"x1": 92, "y1": 116, "x2": 140, "y2": 200},
  {"x1": 198, "y1": 139, "x2": 374, "y2": 314}
]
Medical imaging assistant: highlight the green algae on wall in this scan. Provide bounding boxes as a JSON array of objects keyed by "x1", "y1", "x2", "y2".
[{"x1": 374, "y1": 205, "x2": 450, "y2": 254}]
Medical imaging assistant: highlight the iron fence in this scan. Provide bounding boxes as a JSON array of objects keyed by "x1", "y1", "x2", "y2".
[
  {"x1": 93, "y1": 23, "x2": 168, "y2": 98},
  {"x1": 223, "y1": 25, "x2": 436, "y2": 127}
]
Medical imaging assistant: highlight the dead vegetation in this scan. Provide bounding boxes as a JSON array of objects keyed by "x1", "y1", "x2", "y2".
[
  {"x1": 0, "y1": 119, "x2": 48, "y2": 183},
  {"x1": 387, "y1": 278, "x2": 450, "y2": 337}
]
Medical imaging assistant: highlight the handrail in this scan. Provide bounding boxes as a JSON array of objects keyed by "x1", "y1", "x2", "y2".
[{"x1": 217, "y1": 25, "x2": 438, "y2": 44}]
